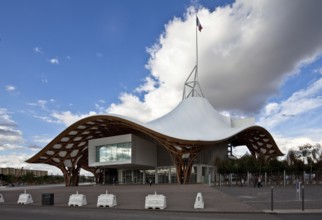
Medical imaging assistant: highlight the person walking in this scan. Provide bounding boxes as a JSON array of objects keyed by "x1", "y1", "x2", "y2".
[{"x1": 257, "y1": 176, "x2": 262, "y2": 188}]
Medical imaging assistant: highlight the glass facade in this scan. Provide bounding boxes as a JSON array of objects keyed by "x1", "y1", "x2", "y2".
[{"x1": 96, "y1": 142, "x2": 131, "y2": 163}]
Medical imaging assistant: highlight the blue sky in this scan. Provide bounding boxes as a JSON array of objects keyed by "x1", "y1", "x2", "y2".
[{"x1": 1, "y1": 0, "x2": 322, "y2": 174}]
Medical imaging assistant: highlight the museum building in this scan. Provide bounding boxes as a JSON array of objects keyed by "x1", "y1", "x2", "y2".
[{"x1": 26, "y1": 95, "x2": 283, "y2": 186}]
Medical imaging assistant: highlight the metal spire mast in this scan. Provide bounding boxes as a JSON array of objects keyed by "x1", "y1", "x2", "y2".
[{"x1": 182, "y1": 15, "x2": 204, "y2": 100}]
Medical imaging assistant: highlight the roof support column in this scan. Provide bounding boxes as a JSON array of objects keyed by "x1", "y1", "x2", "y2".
[
  {"x1": 170, "y1": 152, "x2": 197, "y2": 184},
  {"x1": 58, "y1": 164, "x2": 80, "y2": 187},
  {"x1": 82, "y1": 165, "x2": 104, "y2": 185}
]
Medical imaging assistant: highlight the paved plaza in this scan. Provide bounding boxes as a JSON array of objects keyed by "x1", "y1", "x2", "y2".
[
  {"x1": 1, "y1": 183, "x2": 322, "y2": 219},
  {"x1": 217, "y1": 184, "x2": 322, "y2": 213},
  {"x1": 0, "y1": 184, "x2": 258, "y2": 212}
]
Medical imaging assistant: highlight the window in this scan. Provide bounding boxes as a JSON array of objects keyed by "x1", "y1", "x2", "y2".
[
  {"x1": 202, "y1": 167, "x2": 206, "y2": 176},
  {"x1": 96, "y1": 142, "x2": 131, "y2": 163}
]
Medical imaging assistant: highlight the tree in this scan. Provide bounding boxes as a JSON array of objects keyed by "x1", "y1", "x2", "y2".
[
  {"x1": 286, "y1": 143, "x2": 322, "y2": 182},
  {"x1": 2, "y1": 174, "x2": 15, "y2": 185},
  {"x1": 296, "y1": 143, "x2": 321, "y2": 164},
  {"x1": 22, "y1": 172, "x2": 35, "y2": 185}
]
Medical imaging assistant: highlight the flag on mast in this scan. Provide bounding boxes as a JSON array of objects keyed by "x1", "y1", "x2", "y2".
[{"x1": 196, "y1": 16, "x2": 203, "y2": 32}]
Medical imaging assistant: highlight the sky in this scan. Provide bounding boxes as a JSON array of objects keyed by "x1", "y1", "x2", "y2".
[{"x1": 1, "y1": 0, "x2": 322, "y2": 175}]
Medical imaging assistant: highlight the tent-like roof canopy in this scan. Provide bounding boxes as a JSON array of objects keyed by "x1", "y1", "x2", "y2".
[
  {"x1": 27, "y1": 97, "x2": 283, "y2": 186},
  {"x1": 147, "y1": 97, "x2": 256, "y2": 140}
]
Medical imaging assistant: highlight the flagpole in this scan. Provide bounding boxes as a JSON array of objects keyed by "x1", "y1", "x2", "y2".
[
  {"x1": 193, "y1": 15, "x2": 199, "y2": 97},
  {"x1": 182, "y1": 15, "x2": 204, "y2": 100},
  {"x1": 195, "y1": 15, "x2": 198, "y2": 82}
]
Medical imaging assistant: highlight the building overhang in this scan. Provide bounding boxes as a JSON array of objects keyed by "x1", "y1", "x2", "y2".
[{"x1": 26, "y1": 97, "x2": 283, "y2": 172}]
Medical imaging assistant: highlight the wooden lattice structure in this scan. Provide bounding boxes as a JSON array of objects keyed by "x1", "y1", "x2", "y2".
[{"x1": 26, "y1": 114, "x2": 283, "y2": 186}]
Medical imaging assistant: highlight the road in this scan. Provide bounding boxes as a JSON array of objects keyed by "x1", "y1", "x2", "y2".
[{"x1": 1, "y1": 205, "x2": 322, "y2": 220}]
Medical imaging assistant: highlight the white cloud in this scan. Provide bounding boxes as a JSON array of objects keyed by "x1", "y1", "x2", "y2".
[
  {"x1": 0, "y1": 154, "x2": 62, "y2": 175},
  {"x1": 0, "y1": 108, "x2": 16, "y2": 126},
  {"x1": 106, "y1": 92, "x2": 177, "y2": 122},
  {"x1": 51, "y1": 111, "x2": 97, "y2": 126},
  {"x1": 0, "y1": 154, "x2": 29, "y2": 168},
  {"x1": 33, "y1": 46, "x2": 43, "y2": 54},
  {"x1": 0, "y1": 133, "x2": 23, "y2": 145},
  {"x1": 0, "y1": 108, "x2": 24, "y2": 150},
  {"x1": 233, "y1": 145, "x2": 250, "y2": 158},
  {"x1": 258, "y1": 77, "x2": 322, "y2": 128},
  {"x1": 0, "y1": 153, "x2": 94, "y2": 176},
  {"x1": 135, "y1": 76, "x2": 159, "y2": 93},
  {"x1": 0, "y1": 143, "x2": 23, "y2": 151},
  {"x1": 274, "y1": 133, "x2": 322, "y2": 156},
  {"x1": 5, "y1": 85, "x2": 16, "y2": 92},
  {"x1": 105, "y1": 0, "x2": 322, "y2": 122},
  {"x1": 42, "y1": 78, "x2": 48, "y2": 83},
  {"x1": 33, "y1": 115, "x2": 60, "y2": 124},
  {"x1": 233, "y1": 131, "x2": 322, "y2": 158},
  {"x1": 316, "y1": 68, "x2": 322, "y2": 75},
  {"x1": 36, "y1": 100, "x2": 47, "y2": 109},
  {"x1": 31, "y1": 135, "x2": 53, "y2": 145},
  {"x1": 27, "y1": 99, "x2": 56, "y2": 110},
  {"x1": 27, "y1": 145, "x2": 42, "y2": 151},
  {"x1": 95, "y1": 104, "x2": 105, "y2": 113},
  {"x1": 49, "y1": 58, "x2": 59, "y2": 65}
]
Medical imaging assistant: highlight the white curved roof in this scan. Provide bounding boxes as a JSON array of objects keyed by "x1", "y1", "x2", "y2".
[
  {"x1": 134, "y1": 97, "x2": 256, "y2": 141},
  {"x1": 27, "y1": 96, "x2": 283, "y2": 173}
]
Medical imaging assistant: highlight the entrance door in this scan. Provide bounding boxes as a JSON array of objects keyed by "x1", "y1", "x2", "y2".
[{"x1": 105, "y1": 168, "x2": 118, "y2": 184}]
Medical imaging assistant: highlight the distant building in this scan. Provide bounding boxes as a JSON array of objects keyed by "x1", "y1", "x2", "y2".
[{"x1": 0, "y1": 167, "x2": 48, "y2": 177}]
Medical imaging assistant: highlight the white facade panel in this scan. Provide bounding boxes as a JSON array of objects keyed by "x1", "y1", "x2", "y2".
[{"x1": 132, "y1": 135, "x2": 157, "y2": 167}]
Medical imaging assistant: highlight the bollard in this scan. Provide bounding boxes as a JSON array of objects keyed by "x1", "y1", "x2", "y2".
[
  {"x1": 0, "y1": 193, "x2": 4, "y2": 203},
  {"x1": 296, "y1": 180, "x2": 301, "y2": 201},
  {"x1": 271, "y1": 186, "x2": 274, "y2": 211},
  {"x1": 194, "y1": 192, "x2": 204, "y2": 209},
  {"x1": 302, "y1": 185, "x2": 304, "y2": 211}
]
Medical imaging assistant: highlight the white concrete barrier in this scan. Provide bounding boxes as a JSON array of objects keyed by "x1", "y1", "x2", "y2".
[
  {"x1": 145, "y1": 191, "x2": 167, "y2": 209},
  {"x1": 68, "y1": 191, "x2": 87, "y2": 207},
  {"x1": 17, "y1": 190, "x2": 33, "y2": 205},
  {"x1": 97, "y1": 190, "x2": 117, "y2": 207},
  {"x1": 0, "y1": 193, "x2": 4, "y2": 203},
  {"x1": 194, "y1": 192, "x2": 204, "y2": 209}
]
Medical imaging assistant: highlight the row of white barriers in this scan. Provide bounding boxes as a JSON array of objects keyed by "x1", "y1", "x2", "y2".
[
  {"x1": 68, "y1": 191, "x2": 205, "y2": 209},
  {"x1": 0, "y1": 190, "x2": 205, "y2": 209},
  {"x1": 68, "y1": 190, "x2": 117, "y2": 207}
]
